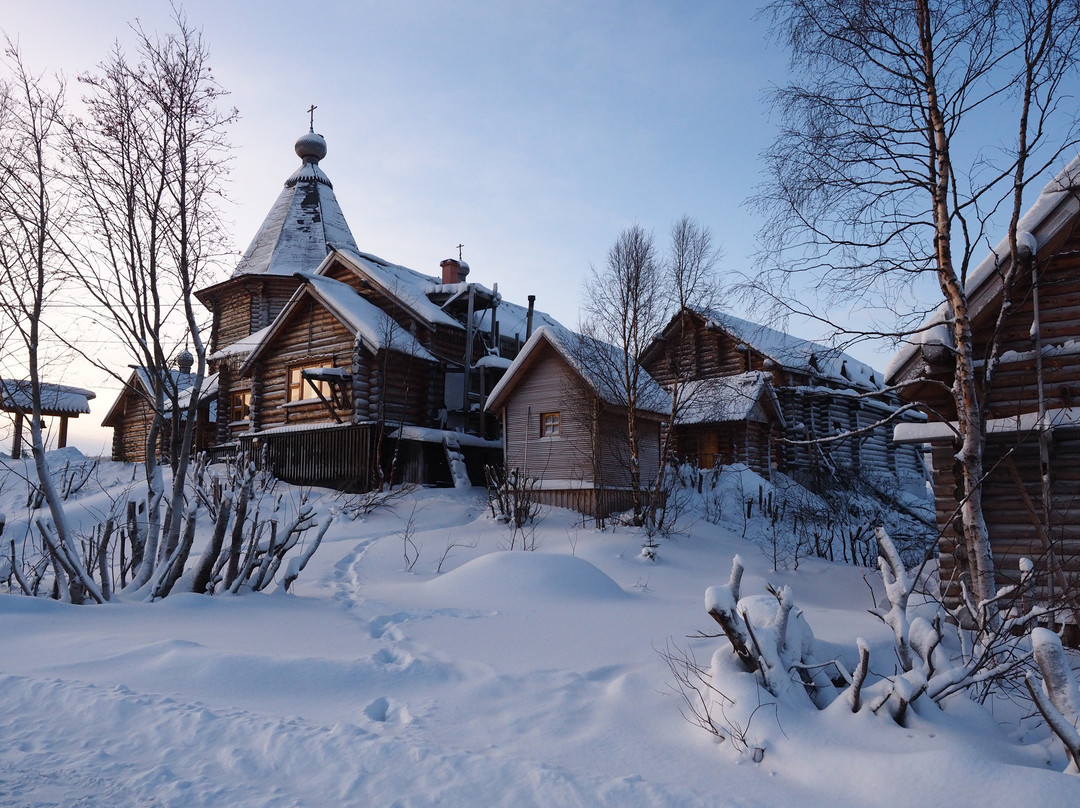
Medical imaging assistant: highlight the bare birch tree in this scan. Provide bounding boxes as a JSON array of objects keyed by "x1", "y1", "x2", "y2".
[
  {"x1": 0, "y1": 44, "x2": 103, "y2": 602},
  {"x1": 63, "y1": 11, "x2": 235, "y2": 592},
  {"x1": 580, "y1": 218, "x2": 721, "y2": 529},
  {"x1": 581, "y1": 225, "x2": 669, "y2": 524},
  {"x1": 752, "y1": 0, "x2": 1080, "y2": 625},
  {"x1": 648, "y1": 217, "x2": 721, "y2": 529}
]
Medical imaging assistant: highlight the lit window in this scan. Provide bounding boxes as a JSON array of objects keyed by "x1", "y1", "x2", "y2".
[
  {"x1": 541, "y1": 411, "x2": 561, "y2": 437},
  {"x1": 230, "y1": 390, "x2": 251, "y2": 422},
  {"x1": 287, "y1": 364, "x2": 332, "y2": 403}
]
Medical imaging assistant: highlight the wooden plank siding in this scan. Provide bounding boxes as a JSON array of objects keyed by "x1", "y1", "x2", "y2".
[
  {"x1": 503, "y1": 348, "x2": 597, "y2": 484},
  {"x1": 498, "y1": 342, "x2": 663, "y2": 517}
]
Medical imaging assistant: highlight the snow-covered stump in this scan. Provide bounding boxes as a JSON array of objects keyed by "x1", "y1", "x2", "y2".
[{"x1": 1027, "y1": 628, "x2": 1080, "y2": 773}]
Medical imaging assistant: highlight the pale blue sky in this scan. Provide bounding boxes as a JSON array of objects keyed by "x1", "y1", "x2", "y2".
[
  {"x1": 10, "y1": 1, "x2": 1071, "y2": 453},
  {"x1": 6, "y1": 1, "x2": 797, "y2": 451}
]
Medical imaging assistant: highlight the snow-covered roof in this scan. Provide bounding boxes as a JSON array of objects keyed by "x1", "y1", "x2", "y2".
[
  {"x1": 387, "y1": 425, "x2": 502, "y2": 449},
  {"x1": 699, "y1": 308, "x2": 881, "y2": 390},
  {"x1": 101, "y1": 367, "x2": 202, "y2": 426},
  {"x1": 231, "y1": 132, "x2": 359, "y2": 279},
  {"x1": 0, "y1": 379, "x2": 96, "y2": 415},
  {"x1": 209, "y1": 326, "x2": 272, "y2": 362},
  {"x1": 328, "y1": 249, "x2": 471, "y2": 330},
  {"x1": 298, "y1": 273, "x2": 438, "y2": 361},
  {"x1": 491, "y1": 296, "x2": 570, "y2": 345},
  {"x1": 886, "y1": 154, "x2": 1080, "y2": 383},
  {"x1": 475, "y1": 355, "x2": 513, "y2": 370},
  {"x1": 676, "y1": 372, "x2": 784, "y2": 427},
  {"x1": 893, "y1": 405, "x2": 1080, "y2": 444},
  {"x1": 173, "y1": 373, "x2": 219, "y2": 410},
  {"x1": 325, "y1": 249, "x2": 569, "y2": 343},
  {"x1": 486, "y1": 327, "x2": 671, "y2": 415}
]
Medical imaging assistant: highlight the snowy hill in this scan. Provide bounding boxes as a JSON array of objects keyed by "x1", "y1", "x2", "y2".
[{"x1": 0, "y1": 453, "x2": 1077, "y2": 806}]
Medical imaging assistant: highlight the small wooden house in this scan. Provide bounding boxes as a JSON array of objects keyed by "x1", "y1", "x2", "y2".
[
  {"x1": 887, "y1": 155, "x2": 1080, "y2": 610},
  {"x1": 100, "y1": 357, "x2": 212, "y2": 464},
  {"x1": 672, "y1": 372, "x2": 785, "y2": 475},
  {"x1": 642, "y1": 307, "x2": 926, "y2": 489},
  {"x1": 484, "y1": 327, "x2": 669, "y2": 518}
]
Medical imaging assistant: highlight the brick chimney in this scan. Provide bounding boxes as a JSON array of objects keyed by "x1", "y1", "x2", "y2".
[{"x1": 440, "y1": 258, "x2": 470, "y2": 284}]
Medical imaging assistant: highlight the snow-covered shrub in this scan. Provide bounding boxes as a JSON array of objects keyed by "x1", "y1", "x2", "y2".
[
  {"x1": 674, "y1": 534, "x2": 1080, "y2": 772},
  {"x1": 188, "y1": 452, "x2": 332, "y2": 594},
  {"x1": 484, "y1": 465, "x2": 544, "y2": 550},
  {"x1": 664, "y1": 461, "x2": 933, "y2": 570}
]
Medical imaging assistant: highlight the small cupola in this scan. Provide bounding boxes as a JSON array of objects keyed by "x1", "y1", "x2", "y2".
[
  {"x1": 176, "y1": 347, "x2": 194, "y2": 374},
  {"x1": 295, "y1": 130, "x2": 328, "y2": 164}
]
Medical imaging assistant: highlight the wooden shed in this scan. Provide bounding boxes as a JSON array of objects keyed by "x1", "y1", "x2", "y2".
[
  {"x1": 485, "y1": 327, "x2": 668, "y2": 518},
  {"x1": 888, "y1": 156, "x2": 1080, "y2": 614},
  {"x1": 672, "y1": 372, "x2": 784, "y2": 476}
]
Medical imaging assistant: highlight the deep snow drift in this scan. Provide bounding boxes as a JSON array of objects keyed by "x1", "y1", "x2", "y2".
[{"x1": 1, "y1": 451, "x2": 1078, "y2": 807}]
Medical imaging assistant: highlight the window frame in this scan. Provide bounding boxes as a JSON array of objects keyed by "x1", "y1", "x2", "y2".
[
  {"x1": 540, "y1": 410, "x2": 562, "y2": 438},
  {"x1": 287, "y1": 362, "x2": 333, "y2": 404},
  {"x1": 230, "y1": 390, "x2": 251, "y2": 423}
]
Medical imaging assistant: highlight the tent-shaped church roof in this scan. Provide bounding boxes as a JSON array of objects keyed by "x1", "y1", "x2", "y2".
[{"x1": 231, "y1": 129, "x2": 360, "y2": 278}]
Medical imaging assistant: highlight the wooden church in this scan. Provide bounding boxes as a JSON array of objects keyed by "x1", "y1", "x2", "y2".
[{"x1": 108, "y1": 128, "x2": 562, "y2": 489}]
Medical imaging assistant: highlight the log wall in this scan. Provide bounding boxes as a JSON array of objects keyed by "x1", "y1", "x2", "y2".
[
  {"x1": 253, "y1": 297, "x2": 357, "y2": 431},
  {"x1": 931, "y1": 429, "x2": 1080, "y2": 611},
  {"x1": 643, "y1": 311, "x2": 917, "y2": 483}
]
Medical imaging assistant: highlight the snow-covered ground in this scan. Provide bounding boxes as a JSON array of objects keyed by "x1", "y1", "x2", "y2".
[{"x1": 1, "y1": 452, "x2": 1078, "y2": 807}]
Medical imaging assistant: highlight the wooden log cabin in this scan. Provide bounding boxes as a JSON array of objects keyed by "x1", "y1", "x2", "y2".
[
  {"x1": 887, "y1": 155, "x2": 1080, "y2": 617},
  {"x1": 230, "y1": 250, "x2": 561, "y2": 487},
  {"x1": 100, "y1": 356, "x2": 212, "y2": 463},
  {"x1": 484, "y1": 327, "x2": 668, "y2": 518},
  {"x1": 670, "y1": 372, "x2": 785, "y2": 476},
  {"x1": 641, "y1": 307, "x2": 927, "y2": 489}
]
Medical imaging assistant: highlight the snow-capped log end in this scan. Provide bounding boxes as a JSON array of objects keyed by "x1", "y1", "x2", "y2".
[{"x1": 705, "y1": 585, "x2": 736, "y2": 616}]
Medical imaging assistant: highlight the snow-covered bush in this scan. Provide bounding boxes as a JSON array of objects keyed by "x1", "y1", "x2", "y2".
[
  {"x1": 674, "y1": 533, "x2": 1080, "y2": 773},
  {"x1": 666, "y1": 461, "x2": 933, "y2": 569},
  {"x1": 484, "y1": 465, "x2": 544, "y2": 550},
  {"x1": 1, "y1": 449, "x2": 334, "y2": 602}
]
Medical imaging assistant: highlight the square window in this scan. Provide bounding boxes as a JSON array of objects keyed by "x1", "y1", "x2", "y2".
[
  {"x1": 288, "y1": 364, "x2": 332, "y2": 403},
  {"x1": 541, "y1": 411, "x2": 561, "y2": 437}
]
